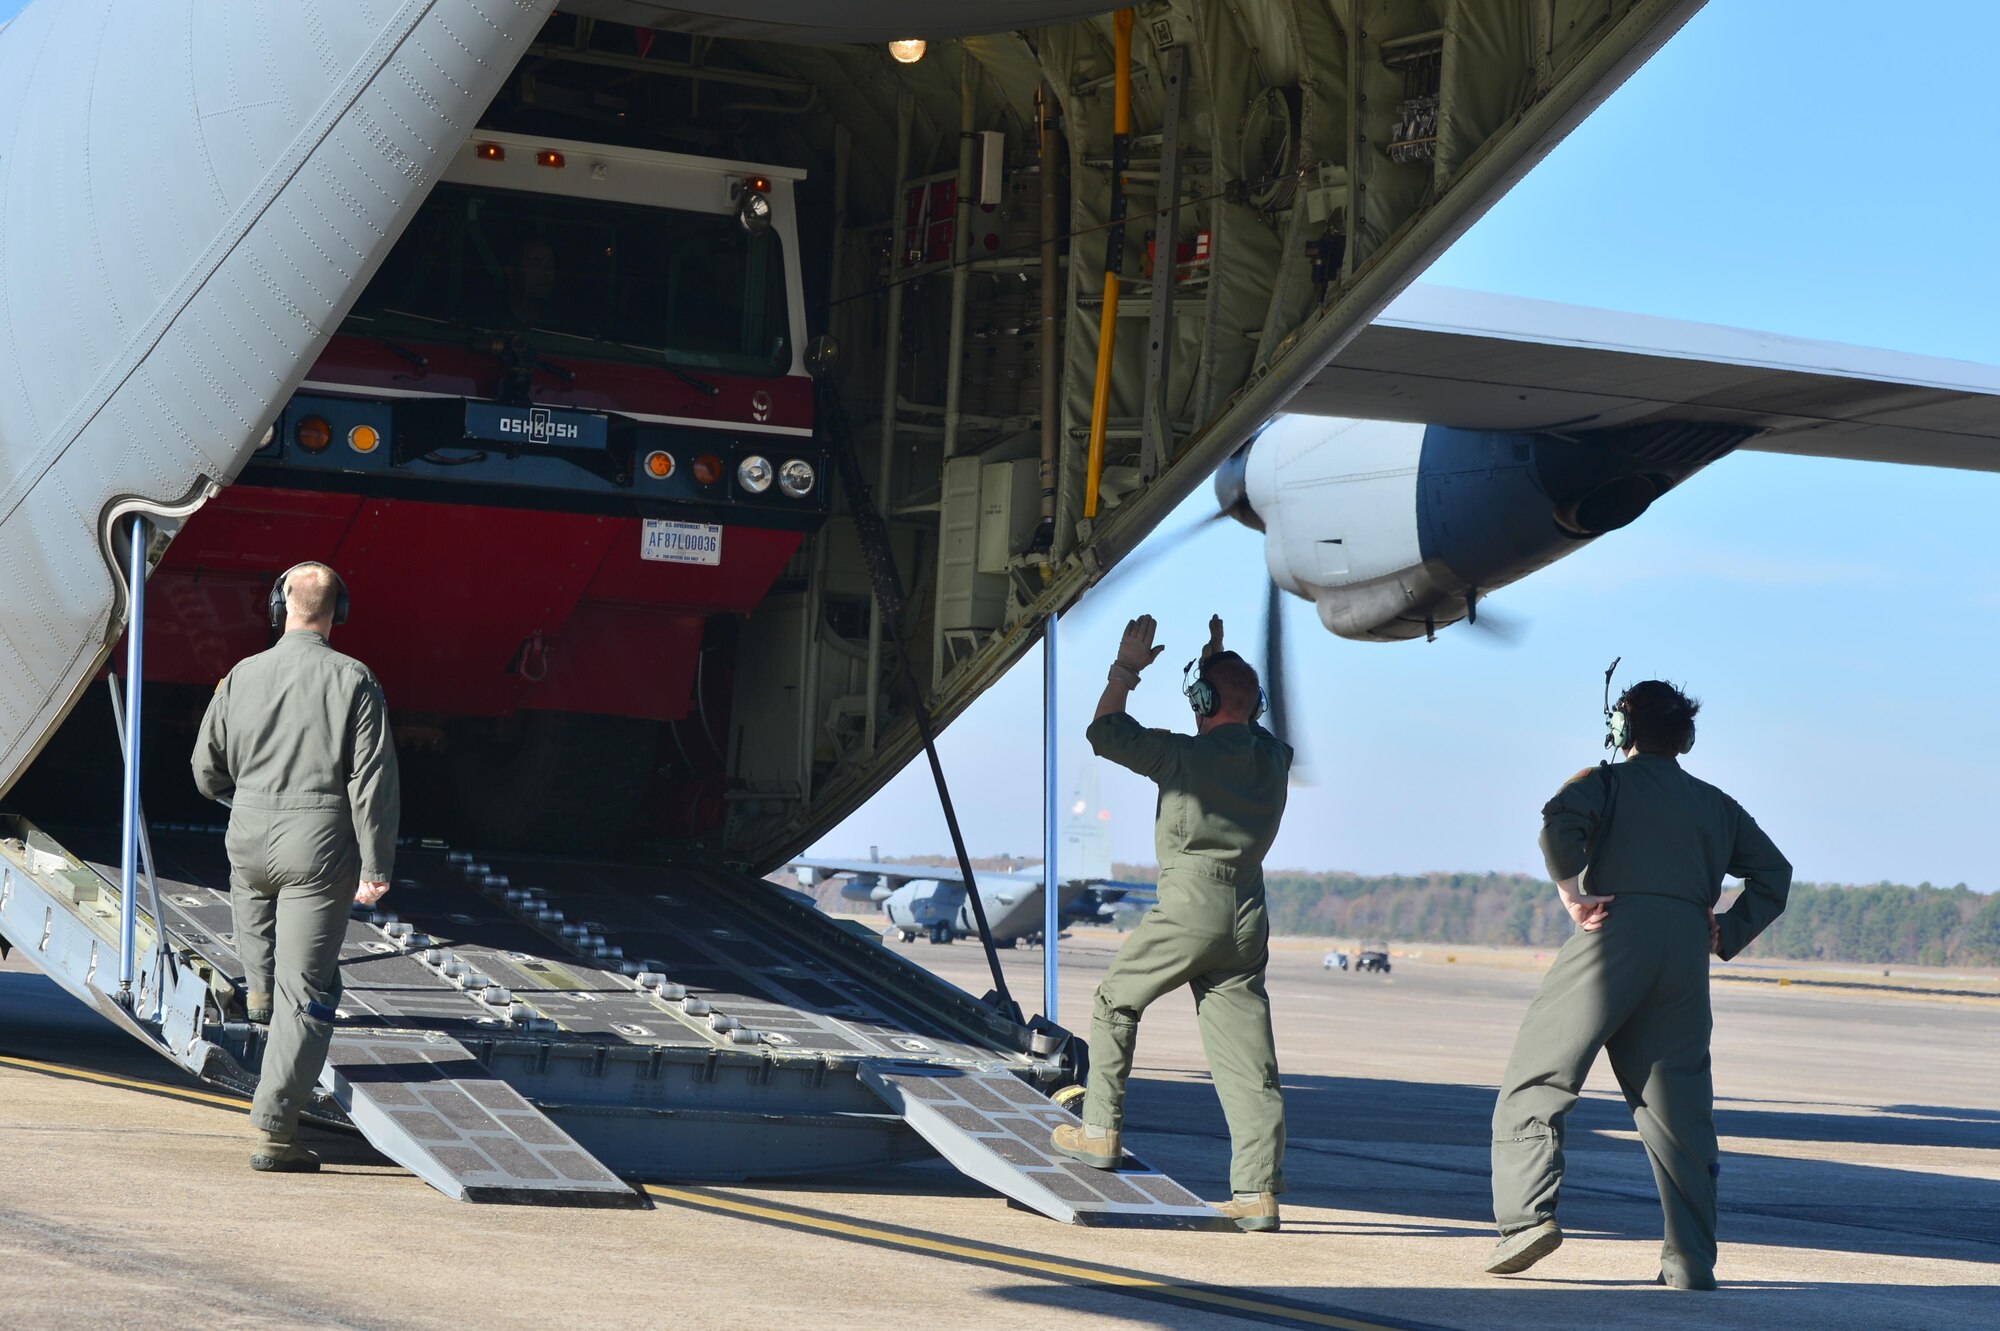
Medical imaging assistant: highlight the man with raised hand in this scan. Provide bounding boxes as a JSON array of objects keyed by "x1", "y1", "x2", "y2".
[{"x1": 1051, "y1": 614, "x2": 1292, "y2": 1231}]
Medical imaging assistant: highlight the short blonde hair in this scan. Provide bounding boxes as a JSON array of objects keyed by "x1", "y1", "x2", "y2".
[{"x1": 284, "y1": 563, "x2": 342, "y2": 623}]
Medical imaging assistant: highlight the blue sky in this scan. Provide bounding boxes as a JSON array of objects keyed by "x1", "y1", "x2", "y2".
[{"x1": 811, "y1": 0, "x2": 2000, "y2": 889}]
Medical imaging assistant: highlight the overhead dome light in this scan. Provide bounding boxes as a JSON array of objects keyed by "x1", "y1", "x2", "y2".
[
  {"x1": 888, "y1": 39, "x2": 926, "y2": 64},
  {"x1": 737, "y1": 455, "x2": 774, "y2": 494}
]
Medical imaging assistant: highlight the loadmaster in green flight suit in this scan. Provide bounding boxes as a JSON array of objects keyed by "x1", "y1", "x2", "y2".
[
  {"x1": 1486, "y1": 679, "x2": 1790, "y2": 1289},
  {"x1": 193, "y1": 562, "x2": 401, "y2": 1174},
  {"x1": 1050, "y1": 614, "x2": 1292, "y2": 1232}
]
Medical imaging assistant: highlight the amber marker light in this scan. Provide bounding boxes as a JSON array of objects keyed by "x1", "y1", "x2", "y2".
[
  {"x1": 691, "y1": 454, "x2": 724, "y2": 486},
  {"x1": 296, "y1": 416, "x2": 332, "y2": 453},
  {"x1": 537, "y1": 149, "x2": 566, "y2": 169},
  {"x1": 747, "y1": 175, "x2": 771, "y2": 193},
  {"x1": 475, "y1": 142, "x2": 505, "y2": 162},
  {"x1": 348, "y1": 424, "x2": 381, "y2": 454},
  {"x1": 645, "y1": 449, "x2": 674, "y2": 479}
]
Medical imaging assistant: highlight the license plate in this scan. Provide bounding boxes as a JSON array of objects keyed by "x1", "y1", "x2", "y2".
[
  {"x1": 642, "y1": 519, "x2": 723, "y2": 566},
  {"x1": 464, "y1": 401, "x2": 608, "y2": 450}
]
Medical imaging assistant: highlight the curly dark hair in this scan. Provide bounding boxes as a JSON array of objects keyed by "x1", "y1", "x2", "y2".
[{"x1": 1616, "y1": 679, "x2": 1700, "y2": 755}]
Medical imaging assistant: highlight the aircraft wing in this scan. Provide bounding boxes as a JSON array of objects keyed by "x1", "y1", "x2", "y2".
[
  {"x1": 1089, "y1": 879, "x2": 1158, "y2": 903},
  {"x1": 792, "y1": 858, "x2": 970, "y2": 888},
  {"x1": 1288, "y1": 284, "x2": 2000, "y2": 472},
  {"x1": 1071, "y1": 880, "x2": 1157, "y2": 913}
]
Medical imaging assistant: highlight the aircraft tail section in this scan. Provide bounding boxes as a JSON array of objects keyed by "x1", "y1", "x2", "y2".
[
  {"x1": 0, "y1": 0, "x2": 554, "y2": 799},
  {"x1": 1057, "y1": 766, "x2": 1115, "y2": 885}
]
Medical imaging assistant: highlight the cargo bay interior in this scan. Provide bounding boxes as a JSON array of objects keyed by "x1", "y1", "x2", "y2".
[{"x1": 12, "y1": 2, "x2": 1661, "y2": 874}]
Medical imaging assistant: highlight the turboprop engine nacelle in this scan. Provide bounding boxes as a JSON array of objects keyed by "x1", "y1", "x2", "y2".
[
  {"x1": 1216, "y1": 416, "x2": 1752, "y2": 641},
  {"x1": 840, "y1": 876, "x2": 895, "y2": 904}
]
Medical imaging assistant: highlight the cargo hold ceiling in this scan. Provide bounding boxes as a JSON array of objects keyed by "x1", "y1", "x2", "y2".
[{"x1": 556, "y1": 2, "x2": 1122, "y2": 42}]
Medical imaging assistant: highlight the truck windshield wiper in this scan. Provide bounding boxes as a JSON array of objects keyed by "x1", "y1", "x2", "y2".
[
  {"x1": 613, "y1": 340, "x2": 722, "y2": 398},
  {"x1": 369, "y1": 334, "x2": 428, "y2": 377},
  {"x1": 665, "y1": 365, "x2": 722, "y2": 398}
]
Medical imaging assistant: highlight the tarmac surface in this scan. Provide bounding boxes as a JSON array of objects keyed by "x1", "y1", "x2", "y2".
[{"x1": 2, "y1": 929, "x2": 1995, "y2": 1330}]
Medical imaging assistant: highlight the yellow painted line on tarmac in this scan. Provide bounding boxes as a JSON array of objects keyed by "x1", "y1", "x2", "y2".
[
  {"x1": 0, "y1": 1052, "x2": 251, "y2": 1111},
  {"x1": 642, "y1": 1183, "x2": 1433, "y2": 1331}
]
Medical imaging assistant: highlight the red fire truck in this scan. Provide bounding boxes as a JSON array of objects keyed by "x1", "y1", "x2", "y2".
[{"x1": 136, "y1": 132, "x2": 826, "y2": 850}]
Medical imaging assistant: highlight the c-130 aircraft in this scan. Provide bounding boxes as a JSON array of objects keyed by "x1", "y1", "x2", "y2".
[
  {"x1": 793, "y1": 771, "x2": 1156, "y2": 946},
  {"x1": 15, "y1": 0, "x2": 1989, "y2": 1224}
]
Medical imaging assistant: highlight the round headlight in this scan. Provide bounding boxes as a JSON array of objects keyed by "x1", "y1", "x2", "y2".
[
  {"x1": 737, "y1": 455, "x2": 774, "y2": 493},
  {"x1": 295, "y1": 416, "x2": 332, "y2": 453},
  {"x1": 779, "y1": 459, "x2": 816, "y2": 498},
  {"x1": 737, "y1": 190, "x2": 773, "y2": 234}
]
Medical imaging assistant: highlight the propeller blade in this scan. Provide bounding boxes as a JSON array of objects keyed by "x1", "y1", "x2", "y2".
[
  {"x1": 1262, "y1": 579, "x2": 1311, "y2": 782},
  {"x1": 1078, "y1": 511, "x2": 1230, "y2": 600},
  {"x1": 1464, "y1": 592, "x2": 1527, "y2": 646}
]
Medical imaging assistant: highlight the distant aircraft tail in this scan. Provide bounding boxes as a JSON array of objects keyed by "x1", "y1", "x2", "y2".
[{"x1": 1057, "y1": 765, "x2": 1114, "y2": 884}]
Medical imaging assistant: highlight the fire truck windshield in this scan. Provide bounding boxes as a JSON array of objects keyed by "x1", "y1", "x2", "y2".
[{"x1": 345, "y1": 182, "x2": 793, "y2": 377}]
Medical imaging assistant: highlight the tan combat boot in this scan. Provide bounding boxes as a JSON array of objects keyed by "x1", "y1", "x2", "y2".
[
  {"x1": 245, "y1": 991, "x2": 272, "y2": 1025},
  {"x1": 1484, "y1": 1220, "x2": 1562, "y2": 1274},
  {"x1": 250, "y1": 1128, "x2": 321, "y2": 1174},
  {"x1": 1213, "y1": 1192, "x2": 1280, "y2": 1232},
  {"x1": 1049, "y1": 1121, "x2": 1121, "y2": 1170}
]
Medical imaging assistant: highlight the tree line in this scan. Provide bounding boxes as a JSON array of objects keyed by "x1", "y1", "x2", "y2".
[{"x1": 1111, "y1": 865, "x2": 2000, "y2": 966}]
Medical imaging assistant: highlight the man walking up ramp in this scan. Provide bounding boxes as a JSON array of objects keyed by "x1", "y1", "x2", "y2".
[{"x1": 193, "y1": 562, "x2": 400, "y2": 1173}]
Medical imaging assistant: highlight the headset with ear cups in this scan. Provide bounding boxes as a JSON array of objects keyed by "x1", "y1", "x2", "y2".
[
  {"x1": 1183, "y1": 654, "x2": 1267, "y2": 722},
  {"x1": 1601, "y1": 658, "x2": 1695, "y2": 757},
  {"x1": 268, "y1": 562, "x2": 350, "y2": 628}
]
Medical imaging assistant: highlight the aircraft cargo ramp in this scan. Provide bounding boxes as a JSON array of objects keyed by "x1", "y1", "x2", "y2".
[{"x1": 0, "y1": 818, "x2": 1223, "y2": 1226}]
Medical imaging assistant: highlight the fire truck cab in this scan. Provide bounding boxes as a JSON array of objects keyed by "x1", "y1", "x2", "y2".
[{"x1": 25, "y1": 132, "x2": 827, "y2": 855}]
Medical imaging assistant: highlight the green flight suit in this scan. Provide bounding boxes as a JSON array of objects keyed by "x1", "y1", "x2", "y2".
[
  {"x1": 1492, "y1": 754, "x2": 1791, "y2": 1285},
  {"x1": 192, "y1": 630, "x2": 401, "y2": 1137},
  {"x1": 1083, "y1": 711, "x2": 1291, "y2": 1194}
]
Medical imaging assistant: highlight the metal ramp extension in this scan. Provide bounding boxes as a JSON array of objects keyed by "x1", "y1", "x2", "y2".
[
  {"x1": 864, "y1": 1065, "x2": 1226, "y2": 1229},
  {"x1": 327, "y1": 1030, "x2": 636, "y2": 1207}
]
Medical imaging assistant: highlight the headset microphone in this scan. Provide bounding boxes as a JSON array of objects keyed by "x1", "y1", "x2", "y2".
[
  {"x1": 1600, "y1": 656, "x2": 1623, "y2": 763},
  {"x1": 1182, "y1": 658, "x2": 1218, "y2": 718}
]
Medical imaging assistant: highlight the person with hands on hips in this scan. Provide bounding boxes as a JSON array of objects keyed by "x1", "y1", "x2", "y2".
[
  {"x1": 1485, "y1": 679, "x2": 1791, "y2": 1289},
  {"x1": 1050, "y1": 613, "x2": 1293, "y2": 1231},
  {"x1": 193, "y1": 562, "x2": 401, "y2": 1174}
]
